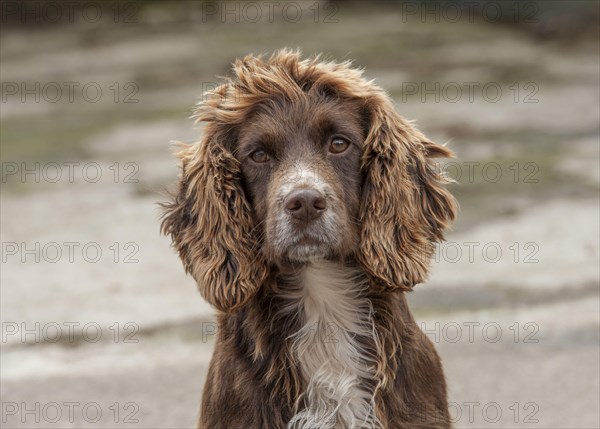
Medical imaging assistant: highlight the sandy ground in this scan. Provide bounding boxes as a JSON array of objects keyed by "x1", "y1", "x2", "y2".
[{"x1": 1, "y1": 5, "x2": 599, "y2": 428}]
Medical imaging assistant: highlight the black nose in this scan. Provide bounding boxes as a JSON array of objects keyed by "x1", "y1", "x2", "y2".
[{"x1": 284, "y1": 189, "x2": 327, "y2": 221}]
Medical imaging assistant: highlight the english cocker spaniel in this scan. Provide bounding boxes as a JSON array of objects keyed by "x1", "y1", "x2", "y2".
[{"x1": 162, "y1": 49, "x2": 457, "y2": 429}]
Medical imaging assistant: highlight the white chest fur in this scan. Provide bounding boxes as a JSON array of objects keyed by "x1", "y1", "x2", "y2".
[{"x1": 287, "y1": 261, "x2": 382, "y2": 429}]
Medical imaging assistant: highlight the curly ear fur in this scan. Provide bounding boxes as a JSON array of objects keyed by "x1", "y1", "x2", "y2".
[
  {"x1": 357, "y1": 95, "x2": 458, "y2": 291},
  {"x1": 161, "y1": 124, "x2": 269, "y2": 313}
]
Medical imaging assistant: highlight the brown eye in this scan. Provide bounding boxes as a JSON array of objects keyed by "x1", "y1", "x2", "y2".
[
  {"x1": 329, "y1": 137, "x2": 350, "y2": 154},
  {"x1": 250, "y1": 149, "x2": 270, "y2": 163}
]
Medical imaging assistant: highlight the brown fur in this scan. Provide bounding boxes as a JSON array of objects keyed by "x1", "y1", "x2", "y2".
[{"x1": 161, "y1": 49, "x2": 457, "y2": 428}]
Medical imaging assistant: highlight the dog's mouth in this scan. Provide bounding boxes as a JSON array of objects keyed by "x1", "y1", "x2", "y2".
[
  {"x1": 286, "y1": 244, "x2": 329, "y2": 261},
  {"x1": 282, "y1": 232, "x2": 334, "y2": 261},
  {"x1": 296, "y1": 234, "x2": 323, "y2": 246}
]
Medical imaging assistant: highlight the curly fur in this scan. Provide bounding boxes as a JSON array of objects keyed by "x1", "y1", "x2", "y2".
[{"x1": 161, "y1": 49, "x2": 457, "y2": 428}]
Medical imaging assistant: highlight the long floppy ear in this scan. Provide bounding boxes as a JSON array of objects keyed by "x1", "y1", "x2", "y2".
[
  {"x1": 160, "y1": 124, "x2": 269, "y2": 313},
  {"x1": 357, "y1": 95, "x2": 457, "y2": 291}
]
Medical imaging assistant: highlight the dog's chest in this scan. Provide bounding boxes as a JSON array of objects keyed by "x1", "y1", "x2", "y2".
[{"x1": 287, "y1": 262, "x2": 380, "y2": 429}]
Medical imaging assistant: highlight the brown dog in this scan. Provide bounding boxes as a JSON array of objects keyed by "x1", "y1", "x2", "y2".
[{"x1": 162, "y1": 49, "x2": 457, "y2": 429}]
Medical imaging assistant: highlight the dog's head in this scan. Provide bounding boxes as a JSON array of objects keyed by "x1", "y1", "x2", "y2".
[{"x1": 162, "y1": 50, "x2": 457, "y2": 313}]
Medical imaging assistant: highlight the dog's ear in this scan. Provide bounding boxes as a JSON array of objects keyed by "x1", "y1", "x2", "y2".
[
  {"x1": 357, "y1": 95, "x2": 457, "y2": 291},
  {"x1": 161, "y1": 124, "x2": 269, "y2": 313}
]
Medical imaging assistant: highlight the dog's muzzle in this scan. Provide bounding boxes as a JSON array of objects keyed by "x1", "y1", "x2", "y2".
[{"x1": 269, "y1": 163, "x2": 342, "y2": 261}]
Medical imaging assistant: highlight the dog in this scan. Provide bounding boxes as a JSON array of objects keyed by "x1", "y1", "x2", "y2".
[{"x1": 161, "y1": 49, "x2": 457, "y2": 429}]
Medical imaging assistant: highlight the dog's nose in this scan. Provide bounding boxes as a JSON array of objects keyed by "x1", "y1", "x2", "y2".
[{"x1": 284, "y1": 189, "x2": 327, "y2": 221}]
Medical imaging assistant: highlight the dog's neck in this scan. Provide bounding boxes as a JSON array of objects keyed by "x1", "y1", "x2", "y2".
[{"x1": 285, "y1": 260, "x2": 382, "y2": 429}]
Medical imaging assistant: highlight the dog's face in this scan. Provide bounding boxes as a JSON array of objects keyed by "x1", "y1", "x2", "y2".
[
  {"x1": 162, "y1": 50, "x2": 457, "y2": 313},
  {"x1": 235, "y1": 95, "x2": 365, "y2": 264}
]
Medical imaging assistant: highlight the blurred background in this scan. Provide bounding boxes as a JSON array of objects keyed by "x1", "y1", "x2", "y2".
[{"x1": 1, "y1": 1, "x2": 598, "y2": 427}]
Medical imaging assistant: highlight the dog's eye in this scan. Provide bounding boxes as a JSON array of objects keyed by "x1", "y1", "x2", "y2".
[
  {"x1": 329, "y1": 137, "x2": 350, "y2": 154},
  {"x1": 250, "y1": 149, "x2": 270, "y2": 163}
]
